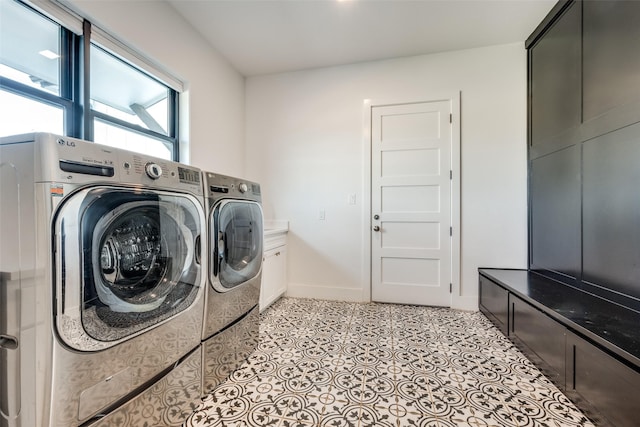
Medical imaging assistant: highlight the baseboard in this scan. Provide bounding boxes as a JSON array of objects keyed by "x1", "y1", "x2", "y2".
[
  {"x1": 285, "y1": 282, "x2": 478, "y2": 310},
  {"x1": 452, "y1": 295, "x2": 478, "y2": 311},
  {"x1": 285, "y1": 282, "x2": 366, "y2": 303}
]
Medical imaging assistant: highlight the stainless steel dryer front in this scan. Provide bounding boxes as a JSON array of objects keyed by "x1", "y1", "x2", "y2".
[
  {"x1": 0, "y1": 133, "x2": 205, "y2": 427},
  {"x1": 201, "y1": 172, "x2": 262, "y2": 395}
]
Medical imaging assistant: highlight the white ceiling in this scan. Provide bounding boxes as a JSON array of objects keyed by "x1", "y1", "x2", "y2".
[{"x1": 168, "y1": 0, "x2": 556, "y2": 77}]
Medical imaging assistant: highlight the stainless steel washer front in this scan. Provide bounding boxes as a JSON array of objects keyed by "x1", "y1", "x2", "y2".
[{"x1": 0, "y1": 132, "x2": 206, "y2": 427}]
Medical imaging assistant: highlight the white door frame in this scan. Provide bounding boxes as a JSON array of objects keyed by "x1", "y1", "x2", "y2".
[{"x1": 361, "y1": 93, "x2": 461, "y2": 303}]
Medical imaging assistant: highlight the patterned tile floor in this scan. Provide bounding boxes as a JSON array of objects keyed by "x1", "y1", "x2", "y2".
[{"x1": 184, "y1": 298, "x2": 594, "y2": 427}]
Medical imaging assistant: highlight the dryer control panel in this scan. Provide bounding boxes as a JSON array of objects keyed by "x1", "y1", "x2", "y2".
[{"x1": 205, "y1": 172, "x2": 261, "y2": 203}]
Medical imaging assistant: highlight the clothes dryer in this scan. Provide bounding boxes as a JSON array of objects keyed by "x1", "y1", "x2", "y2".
[
  {"x1": 0, "y1": 133, "x2": 205, "y2": 426},
  {"x1": 201, "y1": 172, "x2": 262, "y2": 395}
]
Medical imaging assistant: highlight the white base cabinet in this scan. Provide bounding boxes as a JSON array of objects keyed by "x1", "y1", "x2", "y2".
[{"x1": 260, "y1": 232, "x2": 287, "y2": 311}]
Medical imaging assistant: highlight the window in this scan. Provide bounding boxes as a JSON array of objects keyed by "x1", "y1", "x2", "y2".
[
  {"x1": 93, "y1": 118, "x2": 173, "y2": 160},
  {"x1": 0, "y1": 0, "x2": 60, "y2": 96},
  {"x1": 89, "y1": 44, "x2": 177, "y2": 160},
  {"x1": 0, "y1": 0, "x2": 74, "y2": 136},
  {"x1": 0, "y1": 89, "x2": 64, "y2": 136},
  {"x1": 0, "y1": 0, "x2": 180, "y2": 160}
]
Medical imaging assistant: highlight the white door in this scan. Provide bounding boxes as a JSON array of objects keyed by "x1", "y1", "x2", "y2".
[{"x1": 371, "y1": 100, "x2": 452, "y2": 306}]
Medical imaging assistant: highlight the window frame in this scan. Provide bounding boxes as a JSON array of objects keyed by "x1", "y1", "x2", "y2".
[
  {"x1": 0, "y1": 2, "x2": 81, "y2": 138},
  {"x1": 1, "y1": 0, "x2": 180, "y2": 161}
]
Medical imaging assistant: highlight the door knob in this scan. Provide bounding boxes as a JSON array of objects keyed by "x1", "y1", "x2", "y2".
[
  {"x1": 373, "y1": 226, "x2": 380, "y2": 232},
  {"x1": 0, "y1": 334, "x2": 18, "y2": 350}
]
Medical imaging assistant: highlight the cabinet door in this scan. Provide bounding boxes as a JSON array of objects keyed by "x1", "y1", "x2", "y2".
[
  {"x1": 511, "y1": 295, "x2": 565, "y2": 388},
  {"x1": 260, "y1": 246, "x2": 287, "y2": 311},
  {"x1": 530, "y1": 0, "x2": 581, "y2": 148},
  {"x1": 529, "y1": 145, "x2": 581, "y2": 280},
  {"x1": 583, "y1": 0, "x2": 640, "y2": 124},
  {"x1": 270, "y1": 246, "x2": 287, "y2": 298},
  {"x1": 582, "y1": 122, "x2": 640, "y2": 301},
  {"x1": 566, "y1": 331, "x2": 640, "y2": 427},
  {"x1": 478, "y1": 275, "x2": 509, "y2": 335}
]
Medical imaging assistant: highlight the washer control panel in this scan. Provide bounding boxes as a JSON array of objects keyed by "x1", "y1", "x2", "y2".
[{"x1": 45, "y1": 134, "x2": 202, "y2": 194}]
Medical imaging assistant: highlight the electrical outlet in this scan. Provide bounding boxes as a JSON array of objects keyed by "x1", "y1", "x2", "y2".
[
  {"x1": 348, "y1": 193, "x2": 356, "y2": 205},
  {"x1": 319, "y1": 209, "x2": 325, "y2": 220}
]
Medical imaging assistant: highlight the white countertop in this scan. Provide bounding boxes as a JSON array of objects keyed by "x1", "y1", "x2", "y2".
[{"x1": 264, "y1": 220, "x2": 289, "y2": 236}]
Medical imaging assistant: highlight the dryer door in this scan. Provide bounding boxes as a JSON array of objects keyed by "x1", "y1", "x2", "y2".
[
  {"x1": 54, "y1": 187, "x2": 204, "y2": 351},
  {"x1": 210, "y1": 200, "x2": 263, "y2": 292}
]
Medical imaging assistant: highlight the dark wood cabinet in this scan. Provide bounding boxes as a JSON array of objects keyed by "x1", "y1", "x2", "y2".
[
  {"x1": 529, "y1": 0, "x2": 581, "y2": 150},
  {"x1": 478, "y1": 269, "x2": 640, "y2": 427},
  {"x1": 567, "y1": 331, "x2": 640, "y2": 427},
  {"x1": 510, "y1": 294, "x2": 566, "y2": 388},
  {"x1": 499, "y1": 1, "x2": 640, "y2": 425},
  {"x1": 528, "y1": 0, "x2": 640, "y2": 310},
  {"x1": 478, "y1": 274, "x2": 508, "y2": 334}
]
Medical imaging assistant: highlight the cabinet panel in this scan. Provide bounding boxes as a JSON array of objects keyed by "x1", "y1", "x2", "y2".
[
  {"x1": 530, "y1": 0, "x2": 581, "y2": 147},
  {"x1": 478, "y1": 275, "x2": 508, "y2": 335},
  {"x1": 583, "y1": 122, "x2": 640, "y2": 301},
  {"x1": 260, "y1": 245, "x2": 287, "y2": 312},
  {"x1": 511, "y1": 295, "x2": 565, "y2": 388},
  {"x1": 583, "y1": 1, "x2": 640, "y2": 123},
  {"x1": 264, "y1": 233, "x2": 287, "y2": 251},
  {"x1": 567, "y1": 331, "x2": 640, "y2": 427},
  {"x1": 530, "y1": 145, "x2": 581, "y2": 279}
]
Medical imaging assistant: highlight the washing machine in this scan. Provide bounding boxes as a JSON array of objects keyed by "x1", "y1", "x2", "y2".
[
  {"x1": 0, "y1": 133, "x2": 206, "y2": 427},
  {"x1": 201, "y1": 171, "x2": 262, "y2": 395}
]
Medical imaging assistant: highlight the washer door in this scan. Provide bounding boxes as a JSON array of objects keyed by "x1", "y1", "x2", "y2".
[
  {"x1": 210, "y1": 200, "x2": 263, "y2": 292},
  {"x1": 54, "y1": 187, "x2": 204, "y2": 350}
]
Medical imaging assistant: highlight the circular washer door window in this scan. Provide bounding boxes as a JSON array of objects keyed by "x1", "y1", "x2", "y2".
[{"x1": 54, "y1": 187, "x2": 204, "y2": 348}]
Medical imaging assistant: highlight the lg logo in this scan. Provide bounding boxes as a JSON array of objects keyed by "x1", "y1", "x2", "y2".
[{"x1": 56, "y1": 138, "x2": 76, "y2": 147}]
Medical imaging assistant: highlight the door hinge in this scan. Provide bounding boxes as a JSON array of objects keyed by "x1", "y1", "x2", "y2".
[
  {"x1": 450, "y1": 170, "x2": 453, "y2": 180},
  {"x1": 450, "y1": 283, "x2": 453, "y2": 293},
  {"x1": 449, "y1": 227, "x2": 453, "y2": 236},
  {"x1": 449, "y1": 113, "x2": 452, "y2": 123}
]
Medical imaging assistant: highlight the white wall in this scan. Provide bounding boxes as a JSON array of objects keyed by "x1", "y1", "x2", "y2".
[
  {"x1": 67, "y1": 0, "x2": 246, "y2": 176},
  {"x1": 246, "y1": 43, "x2": 528, "y2": 310}
]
